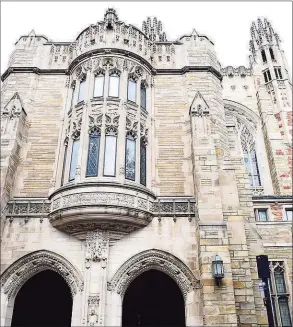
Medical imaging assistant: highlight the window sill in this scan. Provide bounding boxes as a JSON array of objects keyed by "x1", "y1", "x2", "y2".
[
  {"x1": 106, "y1": 96, "x2": 120, "y2": 102},
  {"x1": 255, "y1": 221, "x2": 292, "y2": 225},
  {"x1": 91, "y1": 97, "x2": 104, "y2": 102},
  {"x1": 126, "y1": 100, "x2": 138, "y2": 108},
  {"x1": 75, "y1": 101, "x2": 85, "y2": 108}
]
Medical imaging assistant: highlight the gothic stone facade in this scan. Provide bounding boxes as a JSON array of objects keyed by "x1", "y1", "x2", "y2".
[{"x1": 0, "y1": 9, "x2": 292, "y2": 327}]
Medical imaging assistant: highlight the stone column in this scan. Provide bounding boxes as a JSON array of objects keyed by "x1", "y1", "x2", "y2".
[{"x1": 83, "y1": 230, "x2": 110, "y2": 326}]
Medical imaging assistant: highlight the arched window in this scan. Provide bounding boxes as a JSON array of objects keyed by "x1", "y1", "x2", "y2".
[
  {"x1": 69, "y1": 138, "x2": 80, "y2": 181},
  {"x1": 61, "y1": 138, "x2": 68, "y2": 186},
  {"x1": 93, "y1": 73, "x2": 104, "y2": 98},
  {"x1": 125, "y1": 132, "x2": 136, "y2": 181},
  {"x1": 240, "y1": 127, "x2": 261, "y2": 187},
  {"x1": 86, "y1": 129, "x2": 101, "y2": 177},
  {"x1": 140, "y1": 84, "x2": 147, "y2": 111},
  {"x1": 108, "y1": 72, "x2": 120, "y2": 97},
  {"x1": 140, "y1": 138, "x2": 147, "y2": 186},
  {"x1": 127, "y1": 78, "x2": 137, "y2": 103},
  {"x1": 103, "y1": 127, "x2": 117, "y2": 176},
  {"x1": 78, "y1": 78, "x2": 86, "y2": 103},
  {"x1": 261, "y1": 49, "x2": 267, "y2": 63}
]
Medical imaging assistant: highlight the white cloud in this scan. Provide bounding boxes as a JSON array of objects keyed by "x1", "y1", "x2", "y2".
[{"x1": 1, "y1": 1, "x2": 292, "y2": 74}]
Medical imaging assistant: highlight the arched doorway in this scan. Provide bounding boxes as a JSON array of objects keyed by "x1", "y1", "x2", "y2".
[
  {"x1": 122, "y1": 269, "x2": 185, "y2": 326},
  {"x1": 11, "y1": 270, "x2": 73, "y2": 327}
]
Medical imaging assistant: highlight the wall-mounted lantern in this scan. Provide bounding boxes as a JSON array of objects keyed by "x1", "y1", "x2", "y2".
[{"x1": 212, "y1": 254, "x2": 224, "y2": 286}]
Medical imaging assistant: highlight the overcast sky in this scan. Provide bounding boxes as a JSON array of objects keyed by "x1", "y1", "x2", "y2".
[{"x1": 1, "y1": 2, "x2": 292, "y2": 74}]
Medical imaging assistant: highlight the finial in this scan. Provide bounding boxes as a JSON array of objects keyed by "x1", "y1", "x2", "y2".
[{"x1": 104, "y1": 8, "x2": 118, "y2": 29}]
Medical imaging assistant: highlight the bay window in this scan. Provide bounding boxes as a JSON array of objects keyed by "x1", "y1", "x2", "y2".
[
  {"x1": 103, "y1": 127, "x2": 117, "y2": 176},
  {"x1": 78, "y1": 78, "x2": 86, "y2": 103},
  {"x1": 93, "y1": 74, "x2": 104, "y2": 98},
  {"x1": 108, "y1": 72, "x2": 120, "y2": 97},
  {"x1": 69, "y1": 139, "x2": 79, "y2": 181},
  {"x1": 125, "y1": 133, "x2": 136, "y2": 181},
  {"x1": 86, "y1": 129, "x2": 101, "y2": 177},
  {"x1": 127, "y1": 79, "x2": 137, "y2": 103}
]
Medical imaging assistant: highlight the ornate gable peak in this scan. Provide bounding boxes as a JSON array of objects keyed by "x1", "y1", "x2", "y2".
[
  {"x1": 104, "y1": 8, "x2": 119, "y2": 28},
  {"x1": 190, "y1": 91, "x2": 209, "y2": 116},
  {"x1": 2, "y1": 92, "x2": 26, "y2": 118},
  {"x1": 28, "y1": 29, "x2": 36, "y2": 37}
]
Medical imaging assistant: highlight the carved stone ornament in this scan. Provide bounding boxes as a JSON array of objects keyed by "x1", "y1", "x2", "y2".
[
  {"x1": 190, "y1": 91, "x2": 209, "y2": 117},
  {"x1": 72, "y1": 116, "x2": 82, "y2": 140},
  {"x1": 1, "y1": 93, "x2": 25, "y2": 120},
  {"x1": 107, "y1": 249, "x2": 201, "y2": 298},
  {"x1": 0, "y1": 250, "x2": 84, "y2": 300},
  {"x1": 105, "y1": 113, "x2": 119, "y2": 135},
  {"x1": 140, "y1": 122, "x2": 148, "y2": 145},
  {"x1": 85, "y1": 230, "x2": 109, "y2": 269},
  {"x1": 126, "y1": 117, "x2": 138, "y2": 138},
  {"x1": 87, "y1": 294, "x2": 100, "y2": 326},
  {"x1": 88, "y1": 114, "x2": 103, "y2": 134}
]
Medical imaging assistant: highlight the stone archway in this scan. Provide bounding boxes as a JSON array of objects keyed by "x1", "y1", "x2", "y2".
[
  {"x1": 0, "y1": 250, "x2": 84, "y2": 327},
  {"x1": 107, "y1": 249, "x2": 202, "y2": 326}
]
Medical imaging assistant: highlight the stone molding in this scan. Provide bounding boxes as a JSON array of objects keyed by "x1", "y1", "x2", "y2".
[
  {"x1": 107, "y1": 249, "x2": 201, "y2": 299},
  {"x1": 0, "y1": 250, "x2": 84, "y2": 300}
]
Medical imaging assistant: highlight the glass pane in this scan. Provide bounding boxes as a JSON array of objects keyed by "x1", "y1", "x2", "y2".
[
  {"x1": 140, "y1": 141, "x2": 146, "y2": 186},
  {"x1": 270, "y1": 48, "x2": 275, "y2": 61},
  {"x1": 86, "y1": 133, "x2": 100, "y2": 177},
  {"x1": 61, "y1": 145, "x2": 68, "y2": 186},
  {"x1": 278, "y1": 69, "x2": 283, "y2": 79},
  {"x1": 109, "y1": 75, "x2": 119, "y2": 97},
  {"x1": 285, "y1": 209, "x2": 292, "y2": 221},
  {"x1": 127, "y1": 80, "x2": 136, "y2": 102},
  {"x1": 78, "y1": 79, "x2": 86, "y2": 103},
  {"x1": 275, "y1": 271, "x2": 286, "y2": 294},
  {"x1": 258, "y1": 210, "x2": 268, "y2": 222},
  {"x1": 141, "y1": 87, "x2": 146, "y2": 110},
  {"x1": 268, "y1": 70, "x2": 272, "y2": 81},
  {"x1": 264, "y1": 72, "x2": 268, "y2": 83},
  {"x1": 279, "y1": 298, "x2": 291, "y2": 327},
  {"x1": 271, "y1": 296, "x2": 279, "y2": 327},
  {"x1": 69, "y1": 140, "x2": 79, "y2": 181},
  {"x1": 125, "y1": 136, "x2": 136, "y2": 181},
  {"x1": 93, "y1": 75, "x2": 104, "y2": 97},
  {"x1": 103, "y1": 135, "x2": 117, "y2": 176},
  {"x1": 253, "y1": 175, "x2": 261, "y2": 187}
]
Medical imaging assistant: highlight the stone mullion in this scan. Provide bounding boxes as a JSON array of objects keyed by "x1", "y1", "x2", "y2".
[{"x1": 150, "y1": 77, "x2": 155, "y2": 191}]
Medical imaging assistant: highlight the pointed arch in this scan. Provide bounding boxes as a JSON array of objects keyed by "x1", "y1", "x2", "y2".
[
  {"x1": 107, "y1": 249, "x2": 201, "y2": 299},
  {"x1": 0, "y1": 250, "x2": 84, "y2": 301}
]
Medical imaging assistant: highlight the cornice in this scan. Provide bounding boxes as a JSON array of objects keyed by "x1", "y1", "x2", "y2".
[{"x1": 1, "y1": 64, "x2": 222, "y2": 82}]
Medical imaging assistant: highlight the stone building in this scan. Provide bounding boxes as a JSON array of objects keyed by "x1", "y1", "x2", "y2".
[{"x1": 0, "y1": 8, "x2": 292, "y2": 327}]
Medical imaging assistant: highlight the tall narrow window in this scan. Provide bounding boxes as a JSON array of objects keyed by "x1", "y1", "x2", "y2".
[
  {"x1": 269, "y1": 47, "x2": 275, "y2": 61},
  {"x1": 140, "y1": 138, "x2": 147, "y2": 186},
  {"x1": 103, "y1": 127, "x2": 117, "y2": 176},
  {"x1": 254, "y1": 208, "x2": 268, "y2": 222},
  {"x1": 61, "y1": 138, "x2": 68, "y2": 186},
  {"x1": 125, "y1": 133, "x2": 136, "y2": 181},
  {"x1": 284, "y1": 208, "x2": 292, "y2": 221},
  {"x1": 261, "y1": 50, "x2": 267, "y2": 63},
  {"x1": 241, "y1": 127, "x2": 261, "y2": 188},
  {"x1": 108, "y1": 73, "x2": 120, "y2": 97},
  {"x1": 93, "y1": 74, "x2": 104, "y2": 98},
  {"x1": 69, "y1": 139, "x2": 79, "y2": 181},
  {"x1": 269, "y1": 262, "x2": 292, "y2": 327},
  {"x1": 78, "y1": 78, "x2": 86, "y2": 103},
  {"x1": 86, "y1": 129, "x2": 101, "y2": 177},
  {"x1": 127, "y1": 79, "x2": 137, "y2": 103},
  {"x1": 140, "y1": 84, "x2": 147, "y2": 111},
  {"x1": 263, "y1": 69, "x2": 272, "y2": 83},
  {"x1": 274, "y1": 67, "x2": 283, "y2": 80}
]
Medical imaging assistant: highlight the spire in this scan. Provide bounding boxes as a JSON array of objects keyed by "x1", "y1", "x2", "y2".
[
  {"x1": 142, "y1": 17, "x2": 167, "y2": 42},
  {"x1": 250, "y1": 17, "x2": 280, "y2": 48},
  {"x1": 28, "y1": 29, "x2": 36, "y2": 37}
]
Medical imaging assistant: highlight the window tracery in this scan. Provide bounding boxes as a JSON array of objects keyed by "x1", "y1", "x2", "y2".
[{"x1": 269, "y1": 261, "x2": 292, "y2": 327}]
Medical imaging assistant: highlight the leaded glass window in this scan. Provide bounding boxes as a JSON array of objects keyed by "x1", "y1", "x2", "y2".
[
  {"x1": 125, "y1": 133, "x2": 136, "y2": 181},
  {"x1": 108, "y1": 73, "x2": 120, "y2": 97},
  {"x1": 69, "y1": 139, "x2": 79, "y2": 181},
  {"x1": 86, "y1": 129, "x2": 101, "y2": 177},
  {"x1": 78, "y1": 79, "x2": 86, "y2": 103},
  {"x1": 269, "y1": 261, "x2": 292, "y2": 327},
  {"x1": 127, "y1": 79, "x2": 137, "y2": 103},
  {"x1": 141, "y1": 85, "x2": 147, "y2": 110},
  {"x1": 103, "y1": 128, "x2": 117, "y2": 176},
  {"x1": 140, "y1": 138, "x2": 147, "y2": 186},
  {"x1": 93, "y1": 74, "x2": 104, "y2": 98},
  {"x1": 241, "y1": 127, "x2": 261, "y2": 187}
]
